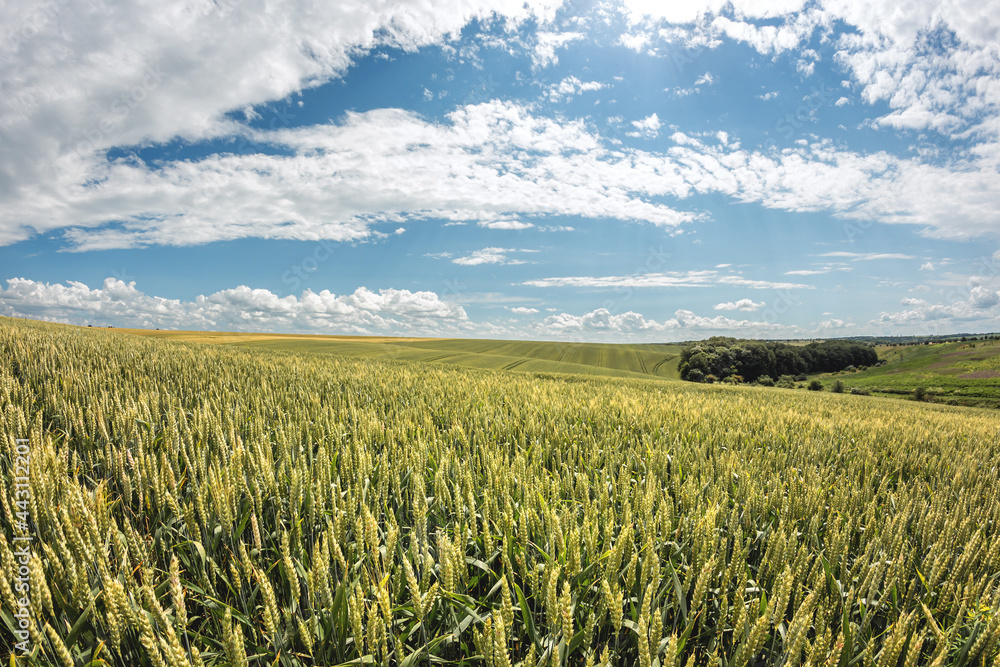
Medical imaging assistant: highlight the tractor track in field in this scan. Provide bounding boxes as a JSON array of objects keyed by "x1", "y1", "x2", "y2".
[
  {"x1": 555, "y1": 345, "x2": 570, "y2": 363},
  {"x1": 635, "y1": 349, "x2": 649, "y2": 374},
  {"x1": 503, "y1": 358, "x2": 529, "y2": 371},
  {"x1": 422, "y1": 353, "x2": 457, "y2": 363},
  {"x1": 652, "y1": 354, "x2": 678, "y2": 375}
]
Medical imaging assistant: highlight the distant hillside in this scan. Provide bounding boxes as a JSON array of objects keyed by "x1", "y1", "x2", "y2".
[
  {"x1": 815, "y1": 338, "x2": 1000, "y2": 408},
  {"x1": 107, "y1": 325, "x2": 685, "y2": 381}
]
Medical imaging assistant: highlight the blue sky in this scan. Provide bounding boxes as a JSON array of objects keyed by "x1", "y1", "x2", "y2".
[{"x1": 2, "y1": 0, "x2": 1000, "y2": 341}]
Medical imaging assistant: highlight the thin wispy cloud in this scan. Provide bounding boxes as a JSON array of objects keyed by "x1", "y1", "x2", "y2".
[
  {"x1": 452, "y1": 247, "x2": 528, "y2": 266},
  {"x1": 817, "y1": 252, "x2": 916, "y2": 261},
  {"x1": 523, "y1": 271, "x2": 812, "y2": 290}
]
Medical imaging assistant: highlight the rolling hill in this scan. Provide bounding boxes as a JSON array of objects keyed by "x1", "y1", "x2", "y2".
[
  {"x1": 109, "y1": 325, "x2": 685, "y2": 380},
  {"x1": 815, "y1": 338, "x2": 1000, "y2": 408}
]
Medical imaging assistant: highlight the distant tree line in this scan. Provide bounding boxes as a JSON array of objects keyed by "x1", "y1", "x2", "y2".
[
  {"x1": 678, "y1": 337, "x2": 878, "y2": 383},
  {"x1": 869, "y1": 333, "x2": 1000, "y2": 345}
]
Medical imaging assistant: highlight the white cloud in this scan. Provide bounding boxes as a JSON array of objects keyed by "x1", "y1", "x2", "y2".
[
  {"x1": 970, "y1": 285, "x2": 1000, "y2": 309},
  {"x1": 523, "y1": 270, "x2": 812, "y2": 290},
  {"x1": 669, "y1": 72, "x2": 715, "y2": 97},
  {"x1": 816, "y1": 318, "x2": 853, "y2": 330},
  {"x1": 532, "y1": 31, "x2": 585, "y2": 68},
  {"x1": 5, "y1": 101, "x2": 709, "y2": 249},
  {"x1": 875, "y1": 276, "x2": 1000, "y2": 330},
  {"x1": 708, "y1": 10, "x2": 825, "y2": 55},
  {"x1": 617, "y1": 30, "x2": 652, "y2": 53},
  {"x1": 758, "y1": 91, "x2": 780, "y2": 101},
  {"x1": 920, "y1": 262, "x2": 935, "y2": 271},
  {"x1": 714, "y1": 298, "x2": 764, "y2": 311},
  {"x1": 817, "y1": 251, "x2": 915, "y2": 260},
  {"x1": 479, "y1": 219, "x2": 535, "y2": 230},
  {"x1": 0, "y1": 276, "x2": 802, "y2": 341},
  {"x1": 627, "y1": 113, "x2": 662, "y2": 138},
  {"x1": 0, "y1": 0, "x2": 568, "y2": 245},
  {"x1": 0, "y1": 277, "x2": 469, "y2": 334},
  {"x1": 5, "y1": 14, "x2": 1000, "y2": 254},
  {"x1": 546, "y1": 75, "x2": 605, "y2": 102},
  {"x1": 8, "y1": 101, "x2": 1000, "y2": 250},
  {"x1": 785, "y1": 268, "x2": 831, "y2": 276},
  {"x1": 619, "y1": 1, "x2": 1000, "y2": 141},
  {"x1": 537, "y1": 306, "x2": 787, "y2": 339},
  {"x1": 620, "y1": 0, "x2": 811, "y2": 26},
  {"x1": 452, "y1": 247, "x2": 526, "y2": 265},
  {"x1": 654, "y1": 135, "x2": 1000, "y2": 240}
]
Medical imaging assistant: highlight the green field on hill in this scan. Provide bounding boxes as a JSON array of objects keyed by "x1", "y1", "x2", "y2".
[
  {"x1": 115, "y1": 326, "x2": 684, "y2": 380},
  {"x1": 815, "y1": 338, "x2": 1000, "y2": 408},
  {"x1": 54, "y1": 323, "x2": 1000, "y2": 409}
]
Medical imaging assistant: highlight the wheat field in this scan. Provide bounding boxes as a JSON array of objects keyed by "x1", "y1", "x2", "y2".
[{"x1": 1, "y1": 318, "x2": 999, "y2": 666}]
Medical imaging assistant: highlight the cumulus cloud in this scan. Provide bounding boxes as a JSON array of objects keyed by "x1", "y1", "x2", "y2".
[
  {"x1": 619, "y1": 1, "x2": 1000, "y2": 140},
  {"x1": 532, "y1": 30, "x2": 585, "y2": 68},
  {"x1": 0, "y1": 0, "x2": 567, "y2": 244},
  {"x1": 0, "y1": 277, "x2": 469, "y2": 334},
  {"x1": 816, "y1": 318, "x2": 853, "y2": 330},
  {"x1": 875, "y1": 278, "x2": 1000, "y2": 331},
  {"x1": 627, "y1": 113, "x2": 662, "y2": 138},
  {"x1": 4, "y1": 0, "x2": 1000, "y2": 254},
  {"x1": 714, "y1": 298, "x2": 764, "y2": 311},
  {"x1": 970, "y1": 285, "x2": 1000, "y2": 309},
  {"x1": 546, "y1": 76, "x2": 605, "y2": 102},
  {"x1": 0, "y1": 277, "x2": 803, "y2": 341},
  {"x1": 537, "y1": 306, "x2": 787, "y2": 339}
]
